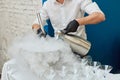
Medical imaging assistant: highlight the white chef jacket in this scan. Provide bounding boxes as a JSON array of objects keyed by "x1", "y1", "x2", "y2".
[{"x1": 33, "y1": 0, "x2": 104, "y2": 39}]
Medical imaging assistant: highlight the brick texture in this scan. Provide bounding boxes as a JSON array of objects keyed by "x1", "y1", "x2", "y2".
[{"x1": 0, "y1": 0, "x2": 42, "y2": 73}]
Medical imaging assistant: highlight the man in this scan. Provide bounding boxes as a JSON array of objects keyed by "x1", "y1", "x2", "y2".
[{"x1": 32, "y1": 0, "x2": 105, "y2": 39}]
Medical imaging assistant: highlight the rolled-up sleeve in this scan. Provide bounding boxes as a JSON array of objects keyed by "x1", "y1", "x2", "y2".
[
  {"x1": 80, "y1": 0, "x2": 104, "y2": 14},
  {"x1": 33, "y1": 2, "x2": 49, "y2": 26}
]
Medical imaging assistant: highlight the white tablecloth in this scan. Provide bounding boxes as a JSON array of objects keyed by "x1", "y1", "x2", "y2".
[
  {"x1": 1, "y1": 59, "x2": 40, "y2": 80},
  {"x1": 1, "y1": 59, "x2": 120, "y2": 80}
]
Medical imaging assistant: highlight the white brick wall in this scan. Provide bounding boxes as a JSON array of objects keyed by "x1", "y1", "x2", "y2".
[{"x1": 0, "y1": 0, "x2": 42, "y2": 73}]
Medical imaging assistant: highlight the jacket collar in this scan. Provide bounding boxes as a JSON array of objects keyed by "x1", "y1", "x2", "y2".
[{"x1": 53, "y1": 0, "x2": 72, "y2": 4}]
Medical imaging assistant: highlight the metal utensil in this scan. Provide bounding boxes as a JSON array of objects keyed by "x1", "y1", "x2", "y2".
[{"x1": 56, "y1": 31, "x2": 91, "y2": 56}]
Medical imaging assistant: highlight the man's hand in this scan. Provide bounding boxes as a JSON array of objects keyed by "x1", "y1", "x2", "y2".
[
  {"x1": 36, "y1": 28, "x2": 46, "y2": 37},
  {"x1": 32, "y1": 24, "x2": 46, "y2": 37},
  {"x1": 32, "y1": 24, "x2": 40, "y2": 30},
  {"x1": 62, "y1": 20, "x2": 79, "y2": 34}
]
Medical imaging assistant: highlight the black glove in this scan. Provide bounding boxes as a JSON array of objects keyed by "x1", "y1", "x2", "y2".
[
  {"x1": 62, "y1": 20, "x2": 79, "y2": 34},
  {"x1": 37, "y1": 28, "x2": 46, "y2": 37}
]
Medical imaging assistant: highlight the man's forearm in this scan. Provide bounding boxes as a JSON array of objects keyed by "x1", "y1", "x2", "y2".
[{"x1": 76, "y1": 12, "x2": 105, "y2": 25}]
